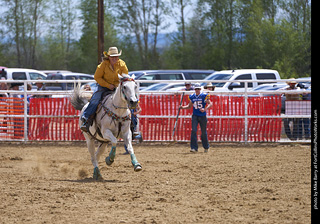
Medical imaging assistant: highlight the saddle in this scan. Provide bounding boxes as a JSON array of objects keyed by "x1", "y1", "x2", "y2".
[{"x1": 88, "y1": 92, "x2": 130, "y2": 143}]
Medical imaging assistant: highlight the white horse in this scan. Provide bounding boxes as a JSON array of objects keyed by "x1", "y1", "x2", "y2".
[{"x1": 70, "y1": 74, "x2": 142, "y2": 180}]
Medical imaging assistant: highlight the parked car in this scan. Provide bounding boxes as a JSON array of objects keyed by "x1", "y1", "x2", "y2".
[
  {"x1": 40, "y1": 70, "x2": 72, "y2": 75},
  {"x1": 0, "y1": 68, "x2": 47, "y2": 89},
  {"x1": 129, "y1": 70, "x2": 215, "y2": 90},
  {"x1": 296, "y1": 77, "x2": 311, "y2": 89},
  {"x1": 249, "y1": 83, "x2": 288, "y2": 92},
  {"x1": 45, "y1": 72, "x2": 94, "y2": 90},
  {"x1": 141, "y1": 82, "x2": 186, "y2": 92},
  {"x1": 201, "y1": 69, "x2": 282, "y2": 92},
  {"x1": 2, "y1": 68, "x2": 47, "y2": 81}
]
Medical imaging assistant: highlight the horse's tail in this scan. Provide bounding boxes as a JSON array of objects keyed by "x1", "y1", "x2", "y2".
[{"x1": 69, "y1": 81, "x2": 89, "y2": 111}]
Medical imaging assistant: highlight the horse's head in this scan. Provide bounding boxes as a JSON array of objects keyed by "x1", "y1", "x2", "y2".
[{"x1": 119, "y1": 74, "x2": 139, "y2": 109}]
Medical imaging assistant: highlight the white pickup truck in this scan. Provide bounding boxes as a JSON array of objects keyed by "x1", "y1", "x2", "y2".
[
  {"x1": 3, "y1": 68, "x2": 47, "y2": 81},
  {"x1": 202, "y1": 69, "x2": 282, "y2": 92}
]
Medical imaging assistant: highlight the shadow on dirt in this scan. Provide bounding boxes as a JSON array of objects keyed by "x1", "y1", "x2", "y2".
[{"x1": 59, "y1": 178, "x2": 122, "y2": 183}]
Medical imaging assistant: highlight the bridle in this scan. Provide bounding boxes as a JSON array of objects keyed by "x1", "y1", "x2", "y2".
[{"x1": 112, "y1": 77, "x2": 137, "y2": 110}]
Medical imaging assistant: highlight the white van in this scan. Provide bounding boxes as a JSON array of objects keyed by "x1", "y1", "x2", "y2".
[
  {"x1": 4, "y1": 68, "x2": 47, "y2": 81},
  {"x1": 202, "y1": 69, "x2": 281, "y2": 92}
]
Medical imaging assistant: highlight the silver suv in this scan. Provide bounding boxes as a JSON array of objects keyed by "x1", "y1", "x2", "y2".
[{"x1": 45, "y1": 72, "x2": 94, "y2": 90}]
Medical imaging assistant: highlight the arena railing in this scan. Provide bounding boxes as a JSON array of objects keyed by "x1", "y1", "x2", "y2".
[{"x1": 0, "y1": 79, "x2": 311, "y2": 143}]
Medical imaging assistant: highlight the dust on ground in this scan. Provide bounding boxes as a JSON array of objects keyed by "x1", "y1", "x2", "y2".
[{"x1": 0, "y1": 142, "x2": 311, "y2": 224}]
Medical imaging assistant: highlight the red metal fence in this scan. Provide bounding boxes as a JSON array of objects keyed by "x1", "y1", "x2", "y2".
[
  {"x1": 0, "y1": 97, "x2": 24, "y2": 139},
  {"x1": 28, "y1": 98, "x2": 84, "y2": 141},
  {"x1": 139, "y1": 94, "x2": 282, "y2": 142},
  {"x1": 0, "y1": 94, "x2": 282, "y2": 142}
]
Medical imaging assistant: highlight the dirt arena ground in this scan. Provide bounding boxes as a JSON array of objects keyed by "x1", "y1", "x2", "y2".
[{"x1": 0, "y1": 142, "x2": 311, "y2": 224}]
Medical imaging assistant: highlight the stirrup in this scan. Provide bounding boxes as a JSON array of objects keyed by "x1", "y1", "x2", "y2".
[
  {"x1": 80, "y1": 124, "x2": 89, "y2": 132},
  {"x1": 80, "y1": 118, "x2": 90, "y2": 132}
]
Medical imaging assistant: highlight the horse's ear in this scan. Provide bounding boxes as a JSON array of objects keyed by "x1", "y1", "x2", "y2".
[
  {"x1": 120, "y1": 74, "x2": 129, "y2": 80},
  {"x1": 131, "y1": 74, "x2": 135, "y2": 79}
]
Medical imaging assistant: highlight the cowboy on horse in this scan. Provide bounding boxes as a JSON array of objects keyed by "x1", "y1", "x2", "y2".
[
  {"x1": 80, "y1": 47, "x2": 128, "y2": 132},
  {"x1": 71, "y1": 47, "x2": 142, "y2": 180}
]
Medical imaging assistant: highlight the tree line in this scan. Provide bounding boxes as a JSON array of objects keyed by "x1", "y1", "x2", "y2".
[{"x1": 0, "y1": 0, "x2": 311, "y2": 78}]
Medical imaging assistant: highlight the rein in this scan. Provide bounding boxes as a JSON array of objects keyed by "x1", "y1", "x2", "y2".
[
  {"x1": 104, "y1": 76, "x2": 136, "y2": 121},
  {"x1": 101, "y1": 105, "x2": 131, "y2": 122},
  {"x1": 112, "y1": 97, "x2": 127, "y2": 109},
  {"x1": 112, "y1": 77, "x2": 136, "y2": 110}
]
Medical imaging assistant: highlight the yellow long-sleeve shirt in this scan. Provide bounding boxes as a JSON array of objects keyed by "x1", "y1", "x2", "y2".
[{"x1": 94, "y1": 59, "x2": 128, "y2": 89}]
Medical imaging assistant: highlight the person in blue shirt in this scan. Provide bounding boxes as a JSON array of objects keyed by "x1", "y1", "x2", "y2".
[{"x1": 180, "y1": 83, "x2": 212, "y2": 152}]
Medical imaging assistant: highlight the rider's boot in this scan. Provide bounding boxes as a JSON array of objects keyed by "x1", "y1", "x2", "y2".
[{"x1": 80, "y1": 115, "x2": 94, "y2": 132}]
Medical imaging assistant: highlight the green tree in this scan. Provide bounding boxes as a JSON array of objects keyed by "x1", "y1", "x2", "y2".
[
  {"x1": 162, "y1": 1, "x2": 210, "y2": 69},
  {"x1": 261, "y1": 0, "x2": 280, "y2": 25},
  {"x1": 200, "y1": 0, "x2": 240, "y2": 69},
  {"x1": 74, "y1": 0, "x2": 97, "y2": 73},
  {"x1": 170, "y1": 0, "x2": 192, "y2": 47},
  {"x1": 37, "y1": 0, "x2": 76, "y2": 70},
  {"x1": 73, "y1": 0, "x2": 119, "y2": 74},
  {"x1": 164, "y1": 0, "x2": 193, "y2": 69},
  {"x1": 112, "y1": 0, "x2": 170, "y2": 69},
  {"x1": 103, "y1": 3, "x2": 119, "y2": 49},
  {"x1": 0, "y1": 0, "x2": 311, "y2": 78},
  {"x1": 281, "y1": 0, "x2": 311, "y2": 77},
  {"x1": 1, "y1": 0, "x2": 46, "y2": 68},
  {"x1": 237, "y1": 0, "x2": 266, "y2": 68}
]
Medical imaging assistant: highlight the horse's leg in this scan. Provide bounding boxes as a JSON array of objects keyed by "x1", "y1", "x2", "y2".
[
  {"x1": 123, "y1": 130, "x2": 142, "y2": 172},
  {"x1": 96, "y1": 142, "x2": 108, "y2": 162},
  {"x1": 84, "y1": 134, "x2": 102, "y2": 180},
  {"x1": 102, "y1": 129, "x2": 118, "y2": 166},
  {"x1": 105, "y1": 145, "x2": 116, "y2": 166},
  {"x1": 92, "y1": 143, "x2": 107, "y2": 180},
  {"x1": 84, "y1": 135, "x2": 98, "y2": 168}
]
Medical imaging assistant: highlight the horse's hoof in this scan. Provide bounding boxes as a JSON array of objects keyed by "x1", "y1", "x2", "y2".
[
  {"x1": 105, "y1": 156, "x2": 114, "y2": 166},
  {"x1": 93, "y1": 167, "x2": 102, "y2": 180},
  {"x1": 134, "y1": 164, "x2": 142, "y2": 172}
]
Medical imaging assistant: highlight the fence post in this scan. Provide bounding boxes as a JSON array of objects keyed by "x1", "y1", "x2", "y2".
[
  {"x1": 244, "y1": 82, "x2": 248, "y2": 144},
  {"x1": 23, "y1": 80, "x2": 28, "y2": 142},
  {"x1": 137, "y1": 81, "x2": 140, "y2": 133}
]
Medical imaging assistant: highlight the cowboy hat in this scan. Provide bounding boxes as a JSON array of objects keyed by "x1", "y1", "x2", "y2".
[
  {"x1": 206, "y1": 83, "x2": 214, "y2": 87},
  {"x1": 286, "y1": 78, "x2": 297, "y2": 84},
  {"x1": 104, "y1": 47, "x2": 122, "y2": 57}
]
